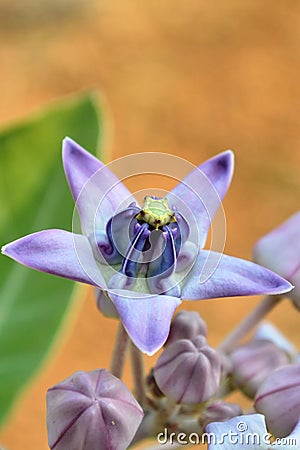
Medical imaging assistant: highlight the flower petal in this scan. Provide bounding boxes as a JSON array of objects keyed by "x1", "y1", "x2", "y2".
[
  {"x1": 181, "y1": 250, "x2": 293, "y2": 300},
  {"x1": 206, "y1": 413, "x2": 269, "y2": 450},
  {"x1": 2, "y1": 230, "x2": 106, "y2": 288},
  {"x1": 166, "y1": 151, "x2": 234, "y2": 248},
  {"x1": 108, "y1": 289, "x2": 181, "y2": 355},
  {"x1": 253, "y1": 211, "x2": 300, "y2": 281},
  {"x1": 62, "y1": 138, "x2": 134, "y2": 234},
  {"x1": 253, "y1": 211, "x2": 300, "y2": 305}
]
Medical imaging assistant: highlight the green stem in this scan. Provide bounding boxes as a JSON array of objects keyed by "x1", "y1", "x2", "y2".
[
  {"x1": 110, "y1": 322, "x2": 129, "y2": 378},
  {"x1": 218, "y1": 295, "x2": 283, "y2": 354}
]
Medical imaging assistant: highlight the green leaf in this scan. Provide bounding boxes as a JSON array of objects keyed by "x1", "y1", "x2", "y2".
[{"x1": 0, "y1": 92, "x2": 105, "y2": 427}]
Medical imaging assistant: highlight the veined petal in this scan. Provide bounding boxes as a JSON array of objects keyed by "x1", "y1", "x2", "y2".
[
  {"x1": 2, "y1": 230, "x2": 106, "y2": 288},
  {"x1": 108, "y1": 289, "x2": 181, "y2": 355},
  {"x1": 182, "y1": 250, "x2": 293, "y2": 300},
  {"x1": 62, "y1": 138, "x2": 135, "y2": 234},
  {"x1": 166, "y1": 151, "x2": 234, "y2": 248}
]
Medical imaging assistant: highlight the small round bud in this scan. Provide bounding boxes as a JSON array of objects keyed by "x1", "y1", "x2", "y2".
[
  {"x1": 95, "y1": 289, "x2": 119, "y2": 318},
  {"x1": 153, "y1": 336, "x2": 221, "y2": 404},
  {"x1": 231, "y1": 339, "x2": 290, "y2": 398},
  {"x1": 201, "y1": 401, "x2": 242, "y2": 429},
  {"x1": 47, "y1": 369, "x2": 143, "y2": 450},
  {"x1": 254, "y1": 363, "x2": 300, "y2": 438},
  {"x1": 166, "y1": 310, "x2": 207, "y2": 346}
]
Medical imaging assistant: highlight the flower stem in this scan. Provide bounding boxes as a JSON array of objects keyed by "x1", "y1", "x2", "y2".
[
  {"x1": 130, "y1": 342, "x2": 146, "y2": 407},
  {"x1": 110, "y1": 322, "x2": 129, "y2": 378},
  {"x1": 218, "y1": 295, "x2": 283, "y2": 354}
]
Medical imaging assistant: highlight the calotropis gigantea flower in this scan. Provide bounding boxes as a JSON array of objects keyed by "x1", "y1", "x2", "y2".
[
  {"x1": 2, "y1": 139, "x2": 292, "y2": 354},
  {"x1": 253, "y1": 211, "x2": 300, "y2": 308}
]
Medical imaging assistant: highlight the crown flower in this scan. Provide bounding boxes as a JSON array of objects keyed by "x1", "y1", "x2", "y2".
[{"x1": 2, "y1": 138, "x2": 293, "y2": 355}]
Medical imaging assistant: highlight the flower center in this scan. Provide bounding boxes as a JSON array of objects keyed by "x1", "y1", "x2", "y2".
[{"x1": 136, "y1": 196, "x2": 176, "y2": 229}]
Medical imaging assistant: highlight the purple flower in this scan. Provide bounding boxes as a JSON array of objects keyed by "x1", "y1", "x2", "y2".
[
  {"x1": 2, "y1": 139, "x2": 292, "y2": 354},
  {"x1": 46, "y1": 369, "x2": 143, "y2": 450},
  {"x1": 253, "y1": 212, "x2": 300, "y2": 308}
]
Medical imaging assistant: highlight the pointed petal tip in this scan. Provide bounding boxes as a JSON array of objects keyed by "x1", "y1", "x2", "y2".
[
  {"x1": 216, "y1": 149, "x2": 235, "y2": 176},
  {"x1": 1, "y1": 240, "x2": 18, "y2": 258},
  {"x1": 1, "y1": 243, "x2": 8, "y2": 255},
  {"x1": 62, "y1": 136, "x2": 82, "y2": 158}
]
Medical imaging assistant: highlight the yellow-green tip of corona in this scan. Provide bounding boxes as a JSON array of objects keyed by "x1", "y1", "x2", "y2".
[{"x1": 136, "y1": 196, "x2": 176, "y2": 229}]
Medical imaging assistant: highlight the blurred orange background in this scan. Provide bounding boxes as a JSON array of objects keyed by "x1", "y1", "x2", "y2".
[{"x1": 0, "y1": 1, "x2": 299, "y2": 448}]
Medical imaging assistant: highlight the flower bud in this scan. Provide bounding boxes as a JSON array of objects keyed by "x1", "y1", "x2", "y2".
[
  {"x1": 231, "y1": 339, "x2": 290, "y2": 398},
  {"x1": 95, "y1": 289, "x2": 119, "y2": 318},
  {"x1": 201, "y1": 401, "x2": 242, "y2": 429},
  {"x1": 254, "y1": 363, "x2": 300, "y2": 438},
  {"x1": 153, "y1": 336, "x2": 221, "y2": 404},
  {"x1": 253, "y1": 212, "x2": 300, "y2": 307},
  {"x1": 46, "y1": 369, "x2": 143, "y2": 450},
  {"x1": 166, "y1": 310, "x2": 207, "y2": 346},
  {"x1": 254, "y1": 321, "x2": 298, "y2": 361}
]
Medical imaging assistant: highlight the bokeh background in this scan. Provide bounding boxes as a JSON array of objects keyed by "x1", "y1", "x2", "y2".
[{"x1": 0, "y1": 1, "x2": 299, "y2": 448}]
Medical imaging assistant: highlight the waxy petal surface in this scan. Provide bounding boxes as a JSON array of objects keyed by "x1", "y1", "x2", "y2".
[
  {"x1": 109, "y1": 289, "x2": 181, "y2": 355},
  {"x1": 2, "y1": 230, "x2": 106, "y2": 288},
  {"x1": 63, "y1": 138, "x2": 134, "y2": 233},
  {"x1": 167, "y1": 151, "x2": 234, "y2": 248},
  {"x1": 181, "y1": 250, "x2": 293, "y2": 300}
]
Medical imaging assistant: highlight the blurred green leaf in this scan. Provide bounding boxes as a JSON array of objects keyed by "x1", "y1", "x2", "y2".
[{"x1": 0, "y1": 93, "x2": 105, "y2": 427}]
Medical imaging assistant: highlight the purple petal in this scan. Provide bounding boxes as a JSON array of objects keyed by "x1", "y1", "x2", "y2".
[
  {"x1": 253, "y1": 211, "x2": 300, "y2": 280},
  {"x1": 2, "y1": 230, "x2": 106, "y2": 288},
  {"x1": 206, "y1": 414, "x2": 268, "y2": 449},
  {"x1": 166, "y1": 151, "x2": 234, "y2": 248},
  {"x1": 62, "y1": 138, "x2": 135, "y2": 234},
  {"x1": 182, "y1": 250, "x2": 293, "y2": 300},
  {"x1": 108, "y1": 289, "x2": 181, "y2": 355},
  {"x1": 253, "y1": 211, "x2": 300, "y2": 304}
]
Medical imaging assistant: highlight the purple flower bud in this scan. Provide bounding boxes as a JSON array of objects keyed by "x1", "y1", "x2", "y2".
[
  {"x1": 166, "y1": 310, "x2": 207, "y2": 346},
  {"x1": 201, "y1": 401, "x2": 242, "y2": 429},
  {"x1": 95, "y1": 288, "x2": 119, "y2": 318},
  {"x1": 153, "y1": 337, "x2": 221, "y2": 404},
  {"x1": 253, "y1": 211, "x2": 300, "y2": 307},
  {"x1": 254, "y1": 363, "x2": 300, "y2": 438},
  {"x1": 231, "y1": 339, "x2": 290, "y2": 398},
  {"x1": 46, "y1": 369, "x2": 143, "y2": 450}
]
